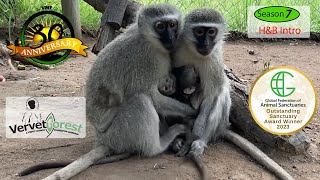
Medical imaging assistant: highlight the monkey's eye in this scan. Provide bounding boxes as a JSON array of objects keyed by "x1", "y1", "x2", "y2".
[
  {"x1": 194, "y1": 28, "x2": 205, "y2": 37},
  {"x1": 208, "y1": 28, "x2": 217, "y2": 36},
  {"x1": 155, "y1": 21, "x2": 166, "y2": 32},
  {"x1": 169, "y1": 20, "x2": 177, "y2": 29}
]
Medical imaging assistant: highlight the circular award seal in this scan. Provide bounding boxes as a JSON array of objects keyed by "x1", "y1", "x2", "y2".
[{"x1": 249, "y1": 66, "x2": 318, "y2": 135}]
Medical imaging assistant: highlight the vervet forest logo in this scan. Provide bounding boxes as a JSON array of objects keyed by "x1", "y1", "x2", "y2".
[
  {"x1": 6, "y1": 97, "x2": 86, "y2": 138},
  {"x1": 6, "y1": 10, "x2": 88, "y2": 65},
  {"x1": 249, "y1": 66, "x2": 318, "y2": 135}
]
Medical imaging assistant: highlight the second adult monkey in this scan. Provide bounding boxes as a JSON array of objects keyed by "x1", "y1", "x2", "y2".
[
  {"x1": 160, "y1": 64, "x2": 295, "y2": 180},
  {"x1": 172, "y1": 9, "x2": 294, "y2": 180}
]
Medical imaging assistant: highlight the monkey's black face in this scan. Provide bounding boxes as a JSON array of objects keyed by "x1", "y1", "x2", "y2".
[
  {"x1": 154, "y1": 20, "x2": 178, "y2": 51},
  {"x1": 192, "y1": 26, "x2": 217, "y2": 56}
]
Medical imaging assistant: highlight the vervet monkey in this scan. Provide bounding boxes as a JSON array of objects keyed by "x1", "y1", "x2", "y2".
[
  {"x1": 19, "y1": 4, "x2": 197, "y2": 180},
  {"x1": 172, "y1": 9, "x2": 294, "y2": 180},
  {"x1": 86, "y1": 4, "x2": 195, "y2": 134}
]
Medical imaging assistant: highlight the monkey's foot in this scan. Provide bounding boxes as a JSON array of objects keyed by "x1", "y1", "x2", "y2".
[
  {"x1": 189, "y1": 140, "x2": 206, "y2": 157},
  {"x1": 176, "y1": 142, "x2": 191, "y2": 157},
  {"x1": 171, "y1": 138, "x2": 190, "y2": 156},
  {"x1": 172, "y1": 138, "x2": 184, "y2": 153}
]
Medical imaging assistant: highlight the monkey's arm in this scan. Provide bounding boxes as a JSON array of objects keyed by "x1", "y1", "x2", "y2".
[
  {"x1": 153, "y1": 90, "x2": 196, "y2": 118},
  {"x1": 190, "y1": 87, "x2": 230, "y2": 157},
  {"x1": 87, "y1": 90, "x2": 122, "y2": 133},
  {"x1": 95, "y1": 107, "x2": 119, "y2": 133},
  {"x1": 192, "y1": 96, "x2": 215, "y2": 140}
]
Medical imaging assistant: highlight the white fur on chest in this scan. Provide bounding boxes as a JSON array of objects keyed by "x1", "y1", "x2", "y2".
[{"x1": 173, "y1": 46, "x2": 225, "y2": 96}]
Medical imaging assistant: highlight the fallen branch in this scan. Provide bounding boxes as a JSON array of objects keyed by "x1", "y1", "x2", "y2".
[
  {"x1": 1, "y1": 42, "x2": 50, "y2": 70},
  {"x1": 11, "y1": 54, "x2": 50, "y2": 70}
]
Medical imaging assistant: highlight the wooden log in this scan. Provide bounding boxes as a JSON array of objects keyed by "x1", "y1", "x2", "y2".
[
  {"x1": 122, "y1": 0, "x2": 140, "y2": 27},
  {"x1": 61, "y1": 0, "x2": 82, "y2": 39},
  {"x1": 1, "y1": 42, "x2": 49, "y2": 70},
  {"x1": 101, "y1": 0, "x2": 128, "y2": 29},
  {"x1": 83, "y1": 0, "x2": 139, "y2": 28},
  {"x1": 92, "y1": 0, "x2": 129, "y2": 54},
  {"x1": 92, "y1": 25, "x2": 116, "y2": 54}
]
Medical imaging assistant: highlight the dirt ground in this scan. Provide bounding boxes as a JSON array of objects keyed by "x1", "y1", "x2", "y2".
[{"x1": 0, "y1": 38, "x2": 319, "y2": 180}]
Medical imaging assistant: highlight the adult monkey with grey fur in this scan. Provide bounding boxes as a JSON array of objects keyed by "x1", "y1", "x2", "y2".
[
  {"x1": 21, "y1": 4, "x2": 197, "y2": 180},
  {"x1": 172, "y1": 9, "x2": 295, "y2": 180},
  {"x1": 87, "y1": 4, "x2": 194, "y2": 134},
  {"x1": 160, "y1": 65, "x2": 295, "y2": 180}
]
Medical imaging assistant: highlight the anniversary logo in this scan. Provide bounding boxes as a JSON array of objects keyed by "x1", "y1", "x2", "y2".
[
  {"x1": 249, "y1": 66, "x2": 318, "y2": 135},
  {"x1": 6, "y1": 10, "x2": 87, "y2": 65}
]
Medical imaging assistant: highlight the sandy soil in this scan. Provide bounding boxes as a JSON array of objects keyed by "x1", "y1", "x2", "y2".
[{"x1": 0, "y1": 38, "x2": 319, "y2": 180}]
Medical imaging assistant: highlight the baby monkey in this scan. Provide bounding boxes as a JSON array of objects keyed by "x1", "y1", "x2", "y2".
[
  {"x1": 159, "y1": 65, "x2": 203, "y2": 110},
  {"x1": 158, "y1": 65, "x2": 201, "y2": 155}
]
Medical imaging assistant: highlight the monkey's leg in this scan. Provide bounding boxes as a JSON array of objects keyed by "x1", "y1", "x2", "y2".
[
  {"x1": 99, "y1": 94, "x2": 187, "y2": 158},
  {"x1": 148, "y1": 123, "x2": 187, "y2": 156},
  {"x1": 96, "y1": 107, "x2": 119, "y2": 133},
  {"x1": 153, "y1": 91, "x2": 196, "y2": 118},
  {"x1": 159, "y1": 115, "x2": 169, "y2": 136},
  {"x1": 225, "y1": 130, "x2": 294, "y2": 180},
  {"x1": 43, "y1": 145, "x2": 107, "y2": 180}
]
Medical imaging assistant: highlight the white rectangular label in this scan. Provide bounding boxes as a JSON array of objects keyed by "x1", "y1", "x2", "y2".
[
  {"x1": 248, "y1": 6, "x2": 310, "y2": 38},
  {"x1": 6, "y1": 97, "x2": 86, "y2": 138}
]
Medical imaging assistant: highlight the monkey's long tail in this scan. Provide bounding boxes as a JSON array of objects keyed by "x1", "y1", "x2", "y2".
[
  {"x1": 189, "y1": 155, "x2": 210, "y2": 180},
  {"x1": 18, "y1": 153, "x2": 131, "y2": 176},
  {"x1": 225, "y1": 130, "x2": 294, "y2": 180}
]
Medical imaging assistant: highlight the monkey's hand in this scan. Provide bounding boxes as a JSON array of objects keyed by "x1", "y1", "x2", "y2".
[
  {"x1": 158, "y1": 74, "x2": 176, "y2": 96},
  {"x1": 171, "y1": 138, "x2": 185, "y2": 153},
  {"x1": 175, "y1": 138, "x2": 192, "y2": 157},
  {"x1": 188, "y1": 140, "x2": 207, "y2": 158},
  {"x1": 172, "y1": 121, "x2": 193, "y2": 157}
]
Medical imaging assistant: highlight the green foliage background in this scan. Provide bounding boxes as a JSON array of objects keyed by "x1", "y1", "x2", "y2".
[{"x1": 0, "y1": 0, "x2": 319, "y2": 38}]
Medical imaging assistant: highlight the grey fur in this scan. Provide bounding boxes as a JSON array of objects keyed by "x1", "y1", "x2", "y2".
[
  {"x1": 86, "y1": 4, "x2": 194, "y2": 133},
  {"x1": 173, "y1": 8, "x2": 231, "y2": 157},
  {"x1": 43, "y1": 4, "x2": 195, "y2": 180},
  {"x1": 172, "y1": 8, "x2": 294, "y2": 180}
]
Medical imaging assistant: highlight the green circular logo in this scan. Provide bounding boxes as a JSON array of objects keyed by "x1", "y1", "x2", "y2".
[
  {"x1": 249, "y1": 66, "x2": 318, "y2": 135},
  {"x1": 270, "y1": 71, "x2": 296, "y2": 97}
]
